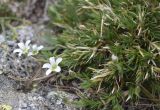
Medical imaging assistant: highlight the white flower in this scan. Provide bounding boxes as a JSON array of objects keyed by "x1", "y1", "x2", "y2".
[
  {"x1": 13, "y1": 40, "x2": 31, "y2": 56},
  {"x1": 42, "y1": 57, "x2": 62, "y2": 75},
  {"x1": 28, "y1": 44, "x2": 44, "y2": 56},
  {"x1": 111, "y1": 54, "x2": 118, "y2": 61}
]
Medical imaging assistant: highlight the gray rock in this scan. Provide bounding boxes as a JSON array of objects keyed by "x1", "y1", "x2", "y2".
[
  {"x1": 0, "y1": 25, "x2": 78, "y2": 110},
  {"x1": 0, "y1": 34, "x2": 5, "y2": 43}
]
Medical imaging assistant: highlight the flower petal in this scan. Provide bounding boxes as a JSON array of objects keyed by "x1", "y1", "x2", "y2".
[
  {"x1": 111, "y1": 54, "x2": 118, "y2": 61},
  {"x1": 46, "y1": 69, "x2": 52, "y2": 75},
  {"x1": 18, "y1": 43, "x2": 25, "y2": 49},
  {"x1": 25, "y1": 40, "x2": 31, "y2": 46},
  {"x1": 38, "y1": 45, "x2": 44, "y2": 50},
  {"x1": 56, "y1": 57, "x2": 62, "y2": 64},
  {"x1": 54, "y1": 66, "x2": 61, "y2": 72},
  {"x1": 18, "y1": 52, "x2": 22, "y2": 56},
  {"x1": 28, "y1": 52, "x2": 33, "y2": 56},
  {"x1": 32, "y1": 44, "x2": 37, "y2": 50},
  {"x1": 49, "y1": 57, "x2": 55, "y2": 64},
  {"x1": 13, "y1": 49, "x2": 22, "y2": 53},
  {"x1": 26, "y1": 45, "x2": 30, "y2": 50},
  {"x1": 42, "y1": 63, "x2": 51, "y2": 69}
]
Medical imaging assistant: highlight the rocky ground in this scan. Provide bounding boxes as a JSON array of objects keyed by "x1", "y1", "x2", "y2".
[
  {"x1": 0, "y1": 75, "x2": 77, "y2": 110},
  {"x1": 0, "y1": 25, "x2": 78, "y2": 110},
  {"x1": 0, "y1": 1, "x2": 79, "y2": 110}
]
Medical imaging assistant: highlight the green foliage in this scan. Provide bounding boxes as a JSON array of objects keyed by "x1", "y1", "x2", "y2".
[
  {"x1": 0, "y1": 3, "x2": 14, "y2": 18},
  {"x1": 0, "y1": 3, "x2": 16, "y2": 35},
  {"x1": 48, "y1": 0, "x2": 160, "y2": 109}
]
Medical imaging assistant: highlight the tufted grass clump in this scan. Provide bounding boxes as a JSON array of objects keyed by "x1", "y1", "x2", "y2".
[{"x1": 48, "y1": 0, "x2": 160, "y2": 109}]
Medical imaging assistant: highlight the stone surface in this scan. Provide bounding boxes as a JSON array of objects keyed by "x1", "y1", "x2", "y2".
[
  {"x1": 0, "y1": 25, "x2": 78, "y2": 110},
  {"x1": 0, "y1": 0, "x2": 79, "y2": 109},
  {"x1": 0, "y1": 75, "x2": 77, "y2": 110}
]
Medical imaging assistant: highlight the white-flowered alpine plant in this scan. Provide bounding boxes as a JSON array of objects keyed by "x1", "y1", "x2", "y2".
[
  {"x1": 42, "y1": 57, "x2": 62, "y2": 75},
  {"x1": 14, "y1": 40, "x2": 43, "y2": 56},
  {"x1": 13, "y1": 40, "x2": 31, "y2": 56},
  {"x1": 13, "y1": 40, "x2": 63, "y2": 75},
  {"x1": 28, "y1": 44, "x2": 44, "y2": 56}
]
